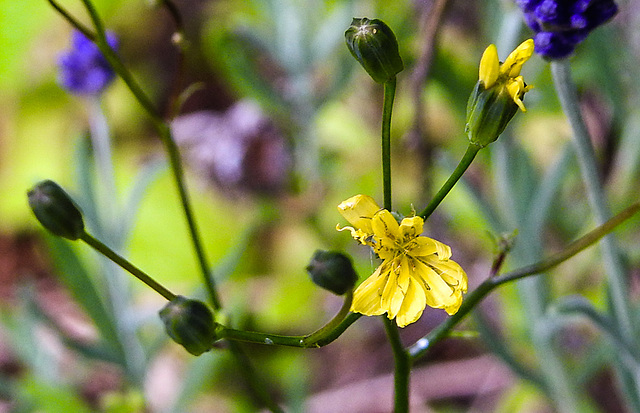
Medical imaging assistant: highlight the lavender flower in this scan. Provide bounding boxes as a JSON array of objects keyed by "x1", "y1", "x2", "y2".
[
  {"x1": 58, "y1": 30, "x2": 118, "y2": 95},
  {"x1": 517, "y1": 0, "x2": 618, "y2": 59}
]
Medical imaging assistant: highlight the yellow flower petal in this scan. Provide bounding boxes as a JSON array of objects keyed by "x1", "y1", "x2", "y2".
[
  {"x1": 410, "y1": 237, "x2": 452, "y2": 260},
  {"x1": 479, "y1": 44, "x2": 499, "y2": 89},
  {"x1": 351, "y1": 264, "x2": 387, "y2": 316},
  {"x1": 414, "y1": 259, "x2": 459, "y2": 309},
  {"x1": 371, "y1": 210, "x2": 401, "y2": 260},
  {"x1": 337, "y1": 194, "x2": 381, "y2": 234},
  {"x1": 395, "y1": 279, "x2": 427, "y2": 327},
  {"x1": 506, "y1": 76, "x2": 532, "y2": 112},
  {"x1": 383, "y1": 256, "x2": 411, "y2": 319},
  {"x1": 433, "y1": 259, "x2": 468, "y2": 292},
  {"x1": 500, "y1": 39, "x2": 534, "y2": 78},
  {"x1": 371, "y1": 209, "x2": 400, "y2": 240},
  {"x1": 399, "y1": 216, "x2": 423, "y2": 241}
]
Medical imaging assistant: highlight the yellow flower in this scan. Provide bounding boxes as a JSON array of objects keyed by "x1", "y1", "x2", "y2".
[
  {"x1": 337, "y1": 195, "x2": 468, "y2": 327},
  {"x1": 466, "y1": 39, "x2": 534, "y2": 148},
  {"x1": 479, "y1": 39, "x2": 534, "y2": 112}
]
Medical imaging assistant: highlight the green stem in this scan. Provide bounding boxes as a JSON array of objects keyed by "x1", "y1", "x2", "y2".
[
  {"x1": 408, "y1": 201, "x2": 640, "y2": 360},
  {"x1": 76, "y1": 0, "x2": 222, "y2": 310},
  {"x1": 382, "y1": 77, "x2": 397, "y2": 210},
  {"x1": 217, "y1": 293, "x2": 356, "y2": 348},
  {"x1": 46, "y1": 0, "x2": 94, "y2": 39},
  {"x1": 159, "y1": 0, "x2": 187, "y2": 119},
  {"x1": 302, "y1": 290, "x2": 353, "y2": 346},
  {"x1": 382, "y1": 317, "x2": 410, "y2": 413},
  {"x1": 550, "y1": 59, "x2": 634, "y2": 341},
  {"x1": 419, "y1": 143, "x2": 481, "y2": 219},
  {"x1": 80, "y1": 232, "x2": 177, "y2": 301}
]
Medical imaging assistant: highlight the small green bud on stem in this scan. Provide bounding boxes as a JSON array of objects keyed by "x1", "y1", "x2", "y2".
[
  {"x1": 345, "y1": 17, "x2": 404, "y2": 84},
  {"x1": 159, "y1": 296, "x2": 218, "y2": 356},
  {"x1": 27, "y1": 180, "x2": 85, "y2": 240},
  {"x1": 306, "y1": 250, "x2": 358, "y2": 295}
]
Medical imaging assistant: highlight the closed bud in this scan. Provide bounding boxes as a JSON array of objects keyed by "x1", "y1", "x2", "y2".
[
  {"x1": 345, "y1": 17, "x2": 404, "y2": 84},
  {"x1": 27, "y1": 180, "x2": 85, "y2": 240},
  {"x1": 306, "y1": 250, "x2": 358, "y2": 295},
  {"x1": 159, "y1": 296, "x2": 218, "y2": 356},
  {"x1": 465, "y1": 81, "x2": 520, "y2": 148}
]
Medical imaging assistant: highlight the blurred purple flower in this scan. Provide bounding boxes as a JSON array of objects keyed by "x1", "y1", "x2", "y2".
[
  {"x1": 516, "y1": 0, "x2": 618, "y2": 59},
  {"x1": 58, "y1": 30, "x2": 118, "y2": 95},
  {"x1": 172, "y1": 101, "x2": 291, "y2": 195}
]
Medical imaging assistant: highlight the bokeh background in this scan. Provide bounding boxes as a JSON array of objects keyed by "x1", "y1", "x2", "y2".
[{"x1": 1, "y1": 0, "x2": 639, "y2": 411}]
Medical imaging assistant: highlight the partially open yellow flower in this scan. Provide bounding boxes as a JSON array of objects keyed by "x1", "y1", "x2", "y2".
[
  {"x1": 337, "y1": 195, "x2": 467, "y2": 327},
  {"x1": 479, "y1": 39, "x2": 534, "y2": 112},
  {"x1": 466, "y1": 39, "x2": 534, "y2": 148}
]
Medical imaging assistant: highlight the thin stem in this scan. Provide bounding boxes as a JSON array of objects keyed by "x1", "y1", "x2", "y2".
[
  {"x1": 408, "y1": 202, "x2": 640, "y2": 360},
  {"x1": 382, "y1": 77, "x2": 397, "y2": 210},
  {"x1": 217, "y1": 293, "x2": 356, "y2": 348},
  {"x1": 159, "y1": 0, "x2": 187, "y2": 119},
  {"x1": 551, "y1": 59, "x2": 634, "y2": 341},
  {"x1": 382, "y1": 317, "x2": 410, "y2": 413},
  {"x1": 419, "y1": 144, "x2": 481, "y2": 219},
  {"x1": 47, "y1": 0, "x2": 95, "y2": 39},
  {"x1": 301, "y1": 290, "x2": 353, "y2": 346},
  {"x1": 75, "y1": 0, "x2": 222, "y2": 310},
  {"x1": 81, "y1": 232, "x2": 177, "y2": 301}
]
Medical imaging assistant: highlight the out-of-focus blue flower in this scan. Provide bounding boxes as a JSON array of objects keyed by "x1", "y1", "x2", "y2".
[
  {"x1": 516, "y1": 0, "x2": 618, "y2": 59},
  {"x1": 58, "y1": 30, "x2": 118, "y2": 95}
]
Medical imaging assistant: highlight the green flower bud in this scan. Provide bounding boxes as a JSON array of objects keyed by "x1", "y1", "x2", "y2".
[
  {"x1": 345, "y1": 17, "x2": 404, "y2": 84},
  {"x1": 465, "y1": 81, "x2": 520, "y2": 148},
  {"x1": 159, "y1": 296, "x2": 218, "y2": 356},
  {"x1": 27, "y1": 180, "x2": 85, "y2": 240},
  {"x1": 306, "y1": 250, "x2": 358, "y2": 295}
]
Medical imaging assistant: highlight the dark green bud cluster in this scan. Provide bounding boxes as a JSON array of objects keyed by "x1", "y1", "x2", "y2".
[
  {"x1": 159, "y1": 296, "x2": 218, "y2": 356},
  {"x1": 306, "y1": 250, "x2": 358, "y2": 295},
  {"x1": 345, "y1": 17, "x2": 404, "y2": 84},
  {"x1": 465, "y1": 81, "x2": 520, "y2": 148},
  {"x1": 27, "y1": 180, "x2": 85, "y2": 240}
]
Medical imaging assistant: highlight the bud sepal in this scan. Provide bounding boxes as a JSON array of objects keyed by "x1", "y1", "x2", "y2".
[
  {"x1": 345, "y1": 17, "x2": 404, "y2": 84},
  {"x1": 159, "y1": 296, "x2": 218, "y2": 356}
]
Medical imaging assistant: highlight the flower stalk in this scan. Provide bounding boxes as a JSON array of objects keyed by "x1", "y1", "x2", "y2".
[
  {"x1": 419, "y1": 143, "x2": 481, "y2": 220},
  {"x1": 69, "y1": 0, "x2": 222, "y2": 310},
  {"x1": 382, "y1": 77, "x2": 396, "y2": 210},
  {"x1": 80, "y1": 232, "x2": 177, "y2": 301},
  {"x1": 409, "y1": 201, "x2": 640, "y2": 360}
]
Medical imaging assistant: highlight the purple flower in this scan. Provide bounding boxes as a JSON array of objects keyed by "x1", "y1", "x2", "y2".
[
  {"x1": 516, "y1": 0, "x2": 618, "y2": 59},
  {"x1": 58, "y1": 30, "x2": 118, "y2": 96}
]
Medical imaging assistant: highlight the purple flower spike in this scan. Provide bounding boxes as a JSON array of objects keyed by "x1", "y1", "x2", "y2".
[
  {"x1": 58, "y1": 30, "x2": 118, "y2": 96},
  {"x1": 516, "y1": 0, "x2": 618, "y2": 59}
]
